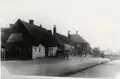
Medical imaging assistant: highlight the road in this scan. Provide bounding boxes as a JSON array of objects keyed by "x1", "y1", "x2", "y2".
[{"x1": 69, "y1": 59, "x2": 120, "y2": 79}]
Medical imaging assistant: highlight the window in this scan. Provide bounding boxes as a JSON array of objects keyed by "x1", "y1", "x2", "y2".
[
  {"x1": 34, "y1": 47, "x2": 37, "y2": 52},
  {"x1": 39, "y1": 47, "x2": 41, "y2": 52}
]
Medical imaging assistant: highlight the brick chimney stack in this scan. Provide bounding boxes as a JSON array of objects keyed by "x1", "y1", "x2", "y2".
[
  {"x1": 76, "y1": 31, "x2": 78, "y2": 34},
  {"x1": 29, "y1": 20, "x2": 34, "y2": 24},
  {"x1": 53, "y1": 25, "x2": 56, "y2": 35},
  {"x1": 68, "y1": 30, "x2": 70, "y2": 37},
  {"x1": 68, "y1": 30, "x2": 71, "y2": 41},
  {"x1": 39, "y1": 24, "x2": 42, "y2": 28}
]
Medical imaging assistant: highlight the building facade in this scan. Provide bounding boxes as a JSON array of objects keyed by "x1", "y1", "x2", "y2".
[
  {"x1": 1, "y1": 19, "x2": 91, "y2": 60},
  {"x1": 1, "y1": 19, "x2": 55, "y2": 60}
]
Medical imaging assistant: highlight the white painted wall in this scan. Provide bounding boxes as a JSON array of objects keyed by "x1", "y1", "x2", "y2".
[
  {"x1": 65, "y1": 44, "x2": 72, "y2": 50},
  {"x1": 32, "y1": 44, "x2": 45, "y2": 59}
]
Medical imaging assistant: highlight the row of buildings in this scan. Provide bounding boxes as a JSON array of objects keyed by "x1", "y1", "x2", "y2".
[{"x1": 1, "y1": 19, "x2": 92, "y2": 60}]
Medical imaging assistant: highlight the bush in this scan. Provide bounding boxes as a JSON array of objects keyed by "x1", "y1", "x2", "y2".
[{"x1": 92, "y1": 47, "x2": 102, "y2": 57}]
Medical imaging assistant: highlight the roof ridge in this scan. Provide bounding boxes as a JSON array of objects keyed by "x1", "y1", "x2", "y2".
[
  {"x1": 18, "y1": 19, "x2": 43, "y2": 28},
  {"x1": 56, "y1": 33, "x2": 68, "y2": 38},
  {"x1": 18, "y1": 19, "x2": 49, "y2": 33},
  {"x1": 70, "y1": 34, "x2": 88, "y2": 43}
]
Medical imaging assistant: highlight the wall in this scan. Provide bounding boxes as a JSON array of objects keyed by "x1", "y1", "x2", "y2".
[
  {"x1": 48, "y1": 46, "x2": 57, "y2": 56},
  {"x1": 32, "y1": 44, "x2": 45, "y2": 59},
  {"x1": 64, "y1": 44, "x2": 72, "y2": 50},
  {"x1": 74, "y1": 43, "x2": 83, "y2": 55}
]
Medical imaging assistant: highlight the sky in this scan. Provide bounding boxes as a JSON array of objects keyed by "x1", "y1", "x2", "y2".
[{"x1": 0, "y1": 0, "x2": 120, "y2": 52}]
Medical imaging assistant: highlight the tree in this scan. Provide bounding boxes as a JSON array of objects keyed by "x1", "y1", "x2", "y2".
[{"x1": 92, "y1": 47, "x2": 101, "y2": 57}]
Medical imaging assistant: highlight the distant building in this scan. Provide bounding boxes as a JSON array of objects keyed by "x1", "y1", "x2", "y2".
[
  {"x1": 68, "y1": 31, "x2": 91, "y2": 56},
  {"x1": 51, "y1": 25, "x2": 73, "y2": 57}
]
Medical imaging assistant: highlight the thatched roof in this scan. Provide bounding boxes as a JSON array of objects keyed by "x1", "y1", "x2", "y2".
[
  {"x1": 2, "y1": 19, "x2": 56, "y2": 47},
  {"x1": 53, "y1": 33, "x2": 73, "y2": 46},
  {"x1": 70, "y1": 34, "x2": 88, "y2": 44},
  {"x1": 7, "y1": 34, "x2": 24, "y2": 42},
  {"x1": 1, "y1": 27, "x2": 14, "y2": 48},
  {"x1": 15, "y1": 19, "x2": 55, "y2": 46}
]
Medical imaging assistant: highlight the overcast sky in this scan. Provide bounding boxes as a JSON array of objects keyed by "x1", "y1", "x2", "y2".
[{"x1": 0, "y1": 0, "x2": 120, "y2": 52}]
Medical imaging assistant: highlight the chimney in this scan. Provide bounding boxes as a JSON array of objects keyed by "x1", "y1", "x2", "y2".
[
  {"x1": 68, "y1": 30, "x2": 71, "y2": 41},
  {"x1": 48, "y1": 30, "x2": 52, "y2": 34},
  {"x1": 53, "y1": 25, "x2": 56, "y2": 35},
  {"x1": 76, "y1": 31, "x2": 78, "y2": 34},
  {"x1": 29, "y1": 20, "x2": 34, "y2": 24},
  {"x1": 68, "y1": 30, "x2": 70, "y2": 38},
  {"x1": 10, "y1": 24, "x2": 14, "y2": 28},
  {"x1": 39, "y1": 24, "x2": 42, "y2": 28}
]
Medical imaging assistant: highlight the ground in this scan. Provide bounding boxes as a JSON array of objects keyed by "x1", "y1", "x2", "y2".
[
  {"x1": 69, "y1": 59, "x2": 120, "y2": 79},
  {"x1": 1, "y1": 56, "x2": 110, "y2": 76}
]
